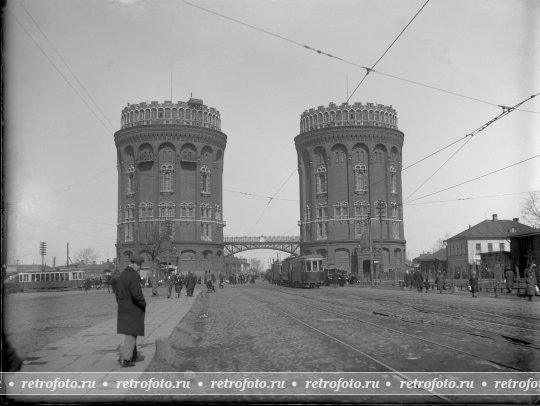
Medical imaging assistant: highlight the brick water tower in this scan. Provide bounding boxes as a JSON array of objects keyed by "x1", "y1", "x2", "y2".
[
  {"x1": 295, "y1": 102, "x2": 406, "y2": 278},
  {"x1": 114, "y1": 98, "x2": 227, "y2": 275}
]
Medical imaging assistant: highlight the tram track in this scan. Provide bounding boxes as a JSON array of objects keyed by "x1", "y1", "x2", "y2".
[
  {"x1": 299, "y1": 290, "x2": 540, "y2": 348},
  {"x1": 255, "y1": 286, "x2": 537, "y2": 373},
  {"x1": 243, "y1": 290, "x2": 453, "y2": 403}
]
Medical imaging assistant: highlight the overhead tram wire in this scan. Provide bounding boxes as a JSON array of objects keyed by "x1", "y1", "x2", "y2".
[
  {"x1": 404, "y1": 92, "x2": 540, "y2": 202},
  {"x1": 18, "y1": 3, "x2": 115, "y2": 130},
  {"x1": 347, "y1": 0, "x2": 430, "y2": 103},
  {"x1": 183, "y1": 0, "x2": 538, "y2": 114},
  {"x1": 403, "y1": 190, "x2": 540, "y2": 206},
  {"x1": 246, "y1": 168, "x2": 298, "y2": 235},
  {"x1": 9, "y1": 10, "x2": 115, "y2": 135},
  {"x1": 403, "y1": 154, "x2": 540, "y2": 206}
]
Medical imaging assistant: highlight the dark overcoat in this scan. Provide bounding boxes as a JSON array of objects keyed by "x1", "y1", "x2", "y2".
[
  {"x1": 435, "y1": 274, "x2": 445, "y2": 290},
  {"x1": 469, "y1": 274, "x2": 479, "y2": 293},
  {"x1": 505, "y1": 269, "x2": 515, "y2": 290},
  {"x1": 116, "y1": 265, "x2": 146, "y2": 336},
  {"x1": 186, "y1": 274, "x2": 197, "y2": 290},
  {"x1": 525, "y1": 269, "x2": 536, "y2": 296}
]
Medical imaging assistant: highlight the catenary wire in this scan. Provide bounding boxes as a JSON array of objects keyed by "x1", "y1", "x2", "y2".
[
  {"x1": 246, "y1": 168, "x2": 298, "y2": 235},
  {"x1": 402, "y1": 190, "x2": 540, "y2": 206},
  {"x1": 347, "y1": 0, "x2": 430, "y2": 102},
  {"x1": 9, "y1": 10, "x2": 115, "y2": 134},
  {"x1": 403, "y1": 154, "x2": 540, "y2": 205},
  {"x1": 403, "y1": 92, "x2": 539, "y2": 201},
  {"x1": 18, "y1": 2, "x2": 115, "y2": 130},
  {"x1": 183, "y1": 0, "x2": 539, "y2": 114}
]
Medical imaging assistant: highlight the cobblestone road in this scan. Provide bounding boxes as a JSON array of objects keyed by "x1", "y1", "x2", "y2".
[{"x1": 147, "y1": 281, "x2": 540, "y2": 373}]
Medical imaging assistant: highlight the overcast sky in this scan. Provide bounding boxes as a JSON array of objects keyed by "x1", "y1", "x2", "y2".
[{"x1": 4, "y1": 0, "x2": 540, "y2": 268}]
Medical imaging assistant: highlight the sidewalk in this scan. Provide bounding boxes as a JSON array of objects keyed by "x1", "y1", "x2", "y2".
[{"x1": 21, "y1": 289, "x2": 200, "y2": 373}]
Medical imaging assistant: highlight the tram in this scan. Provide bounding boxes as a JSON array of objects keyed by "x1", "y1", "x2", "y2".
[
  {"x1": 3, "y1": 269, "x2": 86, "y2": 292},
  {"x1": 272, "y1": 255, "x2": 326, "y2": 288}
]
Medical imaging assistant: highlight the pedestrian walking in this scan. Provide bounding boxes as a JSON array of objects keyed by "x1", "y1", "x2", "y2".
[
  {"x1": 435, "y1": 271, "x2": 445, "y2": 294},
  {"x1": 414, "y1": 269, "x2": 423, "y2": 292},
  {"x1": 166, "y1": 271, "x2": 175, "y2": 298},
  {"x1": 533, "y1": 264, "x2": 540, "y2": 296},
  {"x1": 174, "y1": 273, "x2": 184, "y2": 298},
  {"x1": 469, "y1": 270, "x2": 479, "y2": 298},
  {"x1": 186, "y1": 272, "x2": 197, "y2": 297},
  {"x1": 525, "y1": 267, "x2": 536, "y2": 301},
  {"x1": 423, "y1": 277, "x2": 430, "y2": 293},
  {"x1": 115, "y1": 254, "x2": 146, "y2": 367},
  {"x1": 404, "y1": 270, "x2": 410, "y2": 288},
  {"x1": 504, "y1": 267, "x2": 515, "y2": 293},
  {"x1": 219, "y1": 272, "x2": 224, "y2": 288}
]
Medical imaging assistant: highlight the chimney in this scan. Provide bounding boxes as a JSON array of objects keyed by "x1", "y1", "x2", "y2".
[
  {"x1": 492, "y1": 214, "x2": 498, "y2": 221},
  {"x1": 513, "y1": 218, "x2": 519, "y2": 223}
]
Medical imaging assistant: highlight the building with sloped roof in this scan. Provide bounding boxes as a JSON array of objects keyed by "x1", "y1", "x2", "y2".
[
  {"x1": 412, "y1": 248, "x2": 447, "y2": 280},
  {"x1": 509, "y1": 230, "x2": 540, "y2": 276},
  {"x1": 445, "y1": 214, "x2": 537, "y2": 279}
]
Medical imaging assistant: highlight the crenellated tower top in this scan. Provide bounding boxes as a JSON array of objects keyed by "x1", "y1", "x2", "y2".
[
  {"x1": 299, "y1": 102, "x2": 398, "y2": 133},
  {"x1": 120, "y1": 98, "x2": 221, "y2": 130}
]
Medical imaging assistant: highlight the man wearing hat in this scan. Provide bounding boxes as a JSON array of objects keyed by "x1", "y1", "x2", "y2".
[
  {"x1": 505, "y1": 266, "x2": 515, "y2": 293},
  {"x1": 115, "y1": 254, "x2": 147, "y2": 367}
]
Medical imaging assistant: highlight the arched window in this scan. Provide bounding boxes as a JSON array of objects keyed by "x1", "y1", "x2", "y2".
[
  {"x1": 334, "y1": 149, "x2": 345, "y2": 163},
  {"x1": 315, "y1": 166, "x2": 327, "y2": 194},
  {"x1": 126, "y1": 165, "x2": 135, "y2": 195},
  {"x1": 160, "y1": 163, "x2": 174, "y2": 193},
  {"x1": 354, "y1": 164, "x2": 368, "y2": 192},
  {"x1": 304, "y1": 205, "x2": 311, "y2": 221},
  {"x1": 200, "y1": 203, "x2": 212, "y2": 219},
  {"x1": 201, "y1": 165, "x2": 211, "y2": 194},
  {"x1": 353, "y1": 148, "x2": 367, "y2": 163},
  {"x1": 393, "y1": 222, "x2": 400, "y2": 239},
  {"x1": 139, "y1": 148, "x2": 153, "y2": 162},
  {"x1": 214, "y1": 205, "x2": 222, "y2": 220},
  {"x1": 334, "y1": 202, "x2": 348, "y2": 219},
  {"x1": 390, "y1": 202, "x2": 399, "y2": 218},
  {"x1": 354, "y1": 201, "x2": 370, "y2": 218},
  {"x1": 159, "y1": 202, "x2": 175, "y2": 218},
  {"x1": 390, "y1": 166, "x2": 397, "y2": 194},
  {"x1": 161, "y1": 148, "x2": 174, "y2": 163},
  {"x1": 201, "y1": 223, "x2": 212, "y2": 241}
]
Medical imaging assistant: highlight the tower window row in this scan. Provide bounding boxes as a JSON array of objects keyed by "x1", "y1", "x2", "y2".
[
  {"x1": 125, "y1": 164, "x2": 212, "y2": 196},
  {"x1": 303, "y1": 201, "x2": 397, "y2": 222}
]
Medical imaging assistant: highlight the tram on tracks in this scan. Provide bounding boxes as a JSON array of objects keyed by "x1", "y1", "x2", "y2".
[
  {"x1": 271, "y1": 255, "x2": 326, "y2": 288},
  {"x1": 3, "y1": 269, "x2": 86, "y2": 292}
]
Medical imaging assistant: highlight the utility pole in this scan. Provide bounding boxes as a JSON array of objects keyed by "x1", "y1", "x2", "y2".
[
  {"x1": 368, "y1": 210, "x2": 374, "y2": 287},
  {"x1": 39, "y1": 242, "x2": 47, "y2": 270},
  {"x1": 375, "y1": 200, "x2": 386, "y2": 281}
]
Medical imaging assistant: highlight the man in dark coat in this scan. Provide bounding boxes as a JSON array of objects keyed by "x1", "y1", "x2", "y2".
[
  {"x1": 505, "y1": 267, "x2": 515, "y2": 293},
  {"x1": 116, "y1": 254, "x2": 146, "y2": 367},
  {"x1": 186, "y1": 272, "x2": 196, "y2": 297}
]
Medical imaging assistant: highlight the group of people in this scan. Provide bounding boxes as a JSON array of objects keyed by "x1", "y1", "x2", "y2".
[
  {"x1": 113, "y1": 258, "x2": 229, "y2": 367},
  {"x1": 404, "y1": 269, "x2": 434, "y2": 293},
  {"x1": 163, "y1": 271, "x2": 204, "y2": 298}
]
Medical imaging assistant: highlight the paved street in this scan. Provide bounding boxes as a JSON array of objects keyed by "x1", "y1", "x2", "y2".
[
  {"x1": 148, "y1": 281, "x2": 540, "y2": 373},
  {"x1": 3, "y1": 281, "x2": 539, "y2": 403}
]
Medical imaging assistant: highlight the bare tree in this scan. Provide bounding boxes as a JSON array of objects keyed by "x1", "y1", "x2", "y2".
[
  {"x1": 249, "y1": 258, "x2": 263, "y2": 273},
  {"x1": 137, "y1": 221, "x2": 174, "y2": 267},
  {"x1": 432, "y1": 232, "x2": 452, "y2": 253},
  {"x1": 521, "y1": 191, "x2": 540, "y2": 228},
  {"x1": 74, "y1": 247, "x2": 99, "y2": 264}
]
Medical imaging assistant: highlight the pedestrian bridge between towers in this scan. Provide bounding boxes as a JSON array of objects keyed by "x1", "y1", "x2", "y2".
[{"x1": 223, "y1": 236, "x2": 300, "y2": 257}]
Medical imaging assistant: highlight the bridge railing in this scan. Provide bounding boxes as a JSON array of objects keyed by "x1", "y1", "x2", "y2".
[{"x1": 224, "y1": 236, "x2": 300, "y2": 243}]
